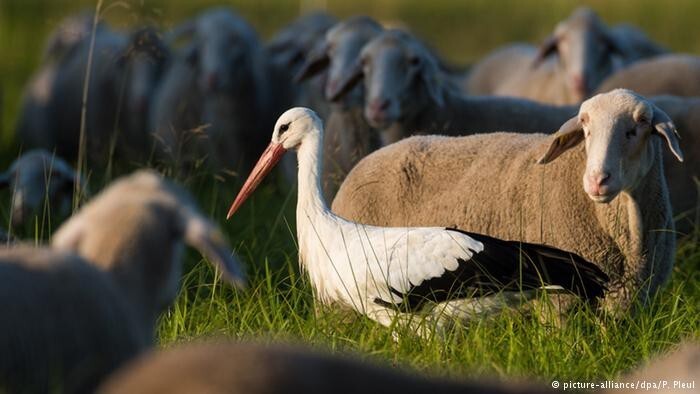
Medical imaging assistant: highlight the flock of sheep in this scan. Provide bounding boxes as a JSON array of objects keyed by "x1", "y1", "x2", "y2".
[{"x1": 0, "y1": 4, "x2": 699, "y2": 393}]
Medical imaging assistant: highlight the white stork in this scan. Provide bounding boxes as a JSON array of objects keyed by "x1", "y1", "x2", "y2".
[{"x1": 227, "y1": 107, "x2": 608, "y2": 332}]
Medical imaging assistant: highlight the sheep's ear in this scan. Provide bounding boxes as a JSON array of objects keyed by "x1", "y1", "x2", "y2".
[
  {"x1": 182, "y1": 211, "x2": 247, "y2": 289},
  {"x1": 294, "y1": 43, "x2": 330, "y2": 82},
  {"x1": 52, "y1": 219, "x2": 85, "y2": 251},
  {"x1": 419, "y1": 59, "x2": 445, "y2": 107},
  {"x1": 601, "y1": 30, "x2": 634, "y2": 59},
  {"x1": 327, "y1": 60, "x2": 363, "y2": 102},
  {"x1": 652, "y1": 106, "x2": 684, "y2": 162},
  {"x1": 537, "y1": 116, "x2": 584, "y2": 164},
  {"x1": 532, "y1": 35, "x2": 558, "y2": 68}
]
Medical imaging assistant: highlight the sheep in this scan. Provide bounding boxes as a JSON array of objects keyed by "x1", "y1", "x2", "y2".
[
  {"x1": 596, "y1": 54, "x2": 700, "y2": 98},
  {"x1": 332, "y1": 89, "x2": 682, "y2": 315},
  {"x1": 18, "y1": 24, "x2": 169, "y2": 164},
  {"x1": 466, "y1": 7, "x2": 666, "y2": 104},
  {"x1": 98, "y1": 340, "x2": 547, "y2": 394},
  {"x1": 0, "y1": 149, "x2": 82, "y2": 228},
  {"x1": 331, "y1": 29, "x2": 577, "y2": 145},
  {"x1": 0, "y1": 246, "x2": 147, "y2": 393},
  {"x1": 293, "y1": 16, "x2": 385, "y2": 199},
  {"x1": 15, "y1": 12, "x2": 99, "y2": 151},
  {"x1": 647, "y1": 95, "x2": 700, "y2": 233},
  {"x1": 607, "y1": 342, "x2": 700, "y2": 394},
  {"x1": 52, "y1": 170, "x2": 247, "y2": 336},
  {"x1": 0, "y1": 171, "x2": 246, "y2": 392},
  {"x1": 150, "y1": 7, "x2": 270, "y2": 172},
  {"x1": 265, "y1": 11, "x2": 337, "y2": 121},
  {"x1": 99, "y1": 340, "x2": 699, "y2": 394}
]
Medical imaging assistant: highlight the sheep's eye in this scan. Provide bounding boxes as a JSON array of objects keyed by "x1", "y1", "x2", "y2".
[
  {"x1": 279, "y1": 123, "x2": 290, "y2": 133},
  {"x1": 409, "y1": 56, "x2": 421, "y2": 67},
  {"x1": 626, "y1": 128, "x2": 637, "y2": 139}
]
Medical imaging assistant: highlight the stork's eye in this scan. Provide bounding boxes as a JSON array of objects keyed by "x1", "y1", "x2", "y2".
[
  {"x1": 626, "y1": 128, "x2": 637, "y2": 139},
  {"x1": 279, "y1": 123, "x2": 290, "y2": 133}
]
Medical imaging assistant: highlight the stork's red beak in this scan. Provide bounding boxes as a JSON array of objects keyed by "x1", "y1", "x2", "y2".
[{"x1": 226, "y1": 142, "x2": 287, "y2": 219}]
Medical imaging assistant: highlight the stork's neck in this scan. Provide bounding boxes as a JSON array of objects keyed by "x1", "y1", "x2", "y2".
[{"x1": 296, "y1": 128, "x2": 330, "y2": 223}]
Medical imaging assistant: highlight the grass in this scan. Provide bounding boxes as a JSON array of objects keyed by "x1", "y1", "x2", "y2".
[{"x1": 0, "y1": 0, "x2": 699, "y2": 387}]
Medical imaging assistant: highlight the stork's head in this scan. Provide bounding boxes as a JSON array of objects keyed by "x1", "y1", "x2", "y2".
[
  {"x1": 272, "y1": 107, "x2": 323, "y2": 150},
  {"x1": 227, "y1": 108, "x2": 321, "y2": 218}
]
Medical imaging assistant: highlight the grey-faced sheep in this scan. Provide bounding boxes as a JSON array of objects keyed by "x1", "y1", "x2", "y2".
[
  {"x1": 265, "y1": 11, "x2": 337, "y2": 121},
  {"x1": 52, "y1": 170, "x2": 247, "y2": 336},
  {"x1": 19, "y1": 24, "x2": 169, "y2": 164},
  {"x1": 15, "y1": 12, "x2": 100, "y2": 151},
  {"x1": 466, "y1": 7, "x2": 666, "y2": 104},
  {"x1": 0, "y1": 149, "x2": 81, "y2": 228},
  {"x1": 293, "y1": 16, "x2": 385, "y2": 199},
  {"x1": 596, "y1": 54, "x2": 700, "y2": 98},
  {"x1": 333, "y1": 89, "x2": 682, "y2": 315},
  {"x1": 150, "y1": 7, "x2": 270, "y2": 172},
  {"x1": 0, "y1": 171, "x2": 246, "y2": 392},
  {"x1": 333, "y1": 29, "x2": 577, "y2": 144},
  {"x1": 99, "y1": 340, "x2": 548, "y2": 394}
]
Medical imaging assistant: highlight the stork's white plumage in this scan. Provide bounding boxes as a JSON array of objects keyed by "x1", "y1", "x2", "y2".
[{"x1": 227, "y1": 107, "x2": 608, "y2": 331}]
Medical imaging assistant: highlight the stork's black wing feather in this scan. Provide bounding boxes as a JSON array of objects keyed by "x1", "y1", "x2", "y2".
[{"x1": 374, "y1": 228, "x2": 609, "y2": 312}]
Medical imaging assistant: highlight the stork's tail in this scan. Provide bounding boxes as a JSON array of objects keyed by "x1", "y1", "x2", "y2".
[{"x1": 448, "y1": 228, "x2": 609, "y2": 301}]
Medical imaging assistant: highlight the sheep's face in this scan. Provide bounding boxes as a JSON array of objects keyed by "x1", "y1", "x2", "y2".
[
  {"x1": 3, "y1": 151, "x2": 77, "y2": 228},
  {"x1": 294, "y1": 17, "x2": 382, "y2": 105},
  {"x1": 357, "y1": 31, "x2": 444, "y2": 129},
  {"x1": 266, "y1": 12, "x2": 336, "y2": 73},
  {"x1": 580, "y1": 100, "x2": 656, "y2": 202},
  {"x1": 323, "y1": 22, "x2": 379, "y2": 102},
  {"x1": 123, "y1": 29, "x2": 168, "y2": 117},
  {"x1": 190, "y1": 11, "x2": 258, "y2": 93},
  {"x1": 535, "y1": 7, "x2": 624, "y2": 100},
  {"x1": 538, "y1": 90, "x2": 684, "y2": 203}
]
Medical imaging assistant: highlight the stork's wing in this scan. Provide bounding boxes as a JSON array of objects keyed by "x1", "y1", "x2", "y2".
[{"x1": 369, "y1": 227, "x2": 608, "y2": 312}]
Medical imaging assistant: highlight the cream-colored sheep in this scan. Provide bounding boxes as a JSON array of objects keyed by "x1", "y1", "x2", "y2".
[
  {"x1": 333, "y1": 90, "x2": 682, "y2": 314},
  {"x1": 597, "y1": 54, "x2": 700, "y2": 98},
  {"x1": 466, "y1": 7, "x2": 665, "y2": 104},
  {"x1": 606, "y1": 342, "x2": 700, "y2": 394},
  {"x1": 52, "y1": 170, "x2": 247, "y2": 337},
  {"x1": 0, "y1": 171, "x2": 246, "y2": 392},
  {"x1": 99, "y1": 340, "x2": 547, "y2": 394},
  {"x1": 648, "y1": 95, "x2": 700, "y2": 233},
  {"x1": 100, "y1": 339, "x2": 699, "y2": 394}
]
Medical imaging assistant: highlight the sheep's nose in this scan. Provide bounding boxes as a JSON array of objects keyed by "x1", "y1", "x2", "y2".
[
  {"x1": 586, "y1": 170, "x2": 611, "y2": 196},
  {"x1": 325, "y1": 79, "x2": 339, "y2": 100},
  {"x1": 571, "y1": 74, "x2": 587, "y2": 94},
  {"x1": 369, "y1": 98, "x2": 390, "y2": 113},
  {"x1": 591, "y1": 171, "x2": 610, "y2": 186}
]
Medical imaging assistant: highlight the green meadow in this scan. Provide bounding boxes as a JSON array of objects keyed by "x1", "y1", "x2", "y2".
[{"x1": 0, "y1": 0, "x2": 697, "y2": 386}]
